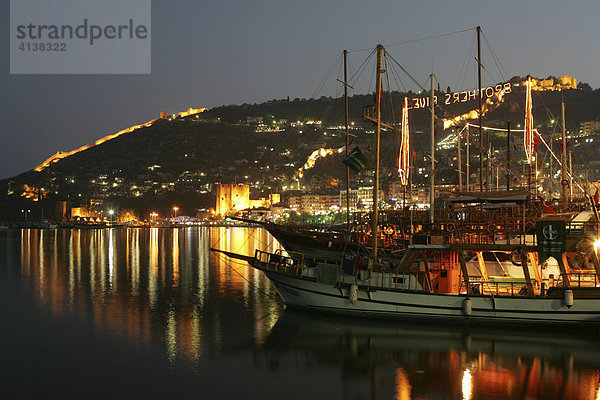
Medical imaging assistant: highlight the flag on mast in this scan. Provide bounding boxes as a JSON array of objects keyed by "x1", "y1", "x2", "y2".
[{"x1": 343, "y1": 146, "x2": 369, "y2": 173}]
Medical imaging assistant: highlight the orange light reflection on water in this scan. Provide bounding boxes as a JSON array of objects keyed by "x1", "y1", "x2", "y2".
[{"x1": 19, "y1": 227, "x2": 281, "y2": 366}]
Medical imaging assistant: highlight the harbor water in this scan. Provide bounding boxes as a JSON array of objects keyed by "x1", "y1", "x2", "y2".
[{"x1": 1, "y1": 227, "x2": 600, "y2": 399}]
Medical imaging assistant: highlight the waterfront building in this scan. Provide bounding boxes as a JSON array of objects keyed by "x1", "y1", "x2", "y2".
[{"x1": 289, "y1": 194, "x2": 340, "y2": 214}]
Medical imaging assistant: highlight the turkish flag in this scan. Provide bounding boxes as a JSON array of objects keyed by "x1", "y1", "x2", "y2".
[{"x1": 538, "y1": 196, "x2": 557, "y2": 214}]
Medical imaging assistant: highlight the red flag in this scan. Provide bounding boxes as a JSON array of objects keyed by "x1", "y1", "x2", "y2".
[
  {"x1": 594, "y1": 189, "x2": 599, "y2": 205},
  {"x1": 538, "y1": 196, "x2": 557, "y2": 214}
]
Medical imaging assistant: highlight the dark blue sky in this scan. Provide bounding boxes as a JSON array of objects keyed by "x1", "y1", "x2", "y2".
[{"x1": 2, "y1": 0, "x2": 599, "y2": 179}]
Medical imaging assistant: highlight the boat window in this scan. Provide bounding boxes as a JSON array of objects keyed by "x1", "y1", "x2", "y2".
[{"x1": 482, "y1": 252, "x2": 510, "y2": 262}]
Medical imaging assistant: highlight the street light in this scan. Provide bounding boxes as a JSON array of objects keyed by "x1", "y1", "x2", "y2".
[
  {"x1": 21, "y1": 209, "x2": 31, "y2": 223},
  {"x1": 173, "y1": 206, "x2": 179, "y2": 218}
]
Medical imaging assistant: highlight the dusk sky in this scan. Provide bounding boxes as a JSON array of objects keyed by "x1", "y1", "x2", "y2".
[{"x1": 2, "y1": 0, "x2": 600, "y2": 179}]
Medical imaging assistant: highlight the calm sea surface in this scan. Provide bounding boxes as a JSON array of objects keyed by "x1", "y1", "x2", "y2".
[{"x1": 1, "y1": 227, "x2": 600, "y2": 399}]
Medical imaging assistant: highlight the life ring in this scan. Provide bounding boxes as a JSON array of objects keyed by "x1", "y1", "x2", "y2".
[
  {"x1": 561, "y1": 179, "x2": 569, "y2": 187},
  {"x1": 446, "y1": 223, "x2": 456, "y2": 233},
  {"x1": 488, "y1": 223, "x2": 497, "y2": 233},
  {"x1": 510, "y1": 250, "x2": 522, "y2": 266}
]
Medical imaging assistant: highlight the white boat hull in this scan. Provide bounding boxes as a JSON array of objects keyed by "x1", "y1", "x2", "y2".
[{"x1": 264, "y1": 269, "x2": 600, "y2": 325}]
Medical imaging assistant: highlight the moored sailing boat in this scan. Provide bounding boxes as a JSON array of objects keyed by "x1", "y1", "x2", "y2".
[
  {"x1": 212, "y1": 236, "x2": 600, "y2": 324},
  {"x1": 214, "y1": 43, "x2": 600, "y2": 325}
]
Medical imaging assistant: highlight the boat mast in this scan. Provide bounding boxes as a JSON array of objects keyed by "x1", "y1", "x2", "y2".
[
  {"x1": 477, "y1": 26, "x2": 484, "y2": 192},
  {"x1": 560, "y1": 96, "x2": 568, "y2": 208},
  {"x1": 506, "y1": 121, "x2": 511, "y2": 190},
  {"x1": 466, "y1": 125, "x2": 470, "y2": 190},
  {"x1": 343, "y1": 49, "x2": 351, "y2": 231},
  {"x1": 569, "y1": 151, "x2": 573, "y2": 200},
  {"x1": 371, "y1": 44, "x2": 384, "y2": 263},
  {"x1": 457, "y1": 127, "x2": 462, "y2": 191},
  {"x1": 429, "y1": 73, "x2": 435, "y2": 224}
]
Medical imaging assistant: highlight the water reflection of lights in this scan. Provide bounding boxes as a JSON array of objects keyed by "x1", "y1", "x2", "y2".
[
  {"x1": 190, "y1": 307, "x2": 203, "y2": 360},
  {"x1": 131, "y1": 228, "x2": 140, "y2": 296},
  {"x1": 89, "y1": 232, "x2": 96, "y2": 298},
  {"x1": 395, "y1": 367, "x2": 411, "y2": 400},
  {"x1": 166, "y1": 305, "x2": 178, "y2": 365},
  {"x1": 99, "y1": 230, "x2": 106, "y2": 295},
  {"x1": 17, "y1": 227, "x2": 281, "y2": 367},
  {"x1": 68, "y1": 229, "x2": 75, "y2": 304},
  {"x1": 149, "y1": 227, "x2": 159, "y2": 308},
  {"x1": 172, "y1": 228, "x2": 179, "y2": 287},
  {"x1": 462, "y1": 368, "x2": 472, "y2": 400},
  {"x1": 108, "y1": 229, "x2": 114, "y2": 289},
  {"x1": 596, "y1": 378, "x2": 600, "y2": 400},
  {"x1": 38, "y1": 229, "x2": 45, "y2": 299}
]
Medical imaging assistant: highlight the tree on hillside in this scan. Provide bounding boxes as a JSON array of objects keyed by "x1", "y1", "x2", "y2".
[{"x1": 578, "y1": 82, "x2": 593, "y2": 91}]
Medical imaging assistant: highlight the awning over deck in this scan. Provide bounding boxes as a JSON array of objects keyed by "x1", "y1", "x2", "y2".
[{"x1": 448, "y1": 190, "x2": 530, "y2": 206}]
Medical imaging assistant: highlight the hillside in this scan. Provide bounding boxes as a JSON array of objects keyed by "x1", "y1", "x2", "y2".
[{"x1": 1, "y1": 80, "x2": 600, "y2": 221}]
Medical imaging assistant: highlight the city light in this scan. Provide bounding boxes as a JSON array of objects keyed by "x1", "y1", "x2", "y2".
[{"x1": 462, "y1": 368, "x2": 473, "y2": 400}]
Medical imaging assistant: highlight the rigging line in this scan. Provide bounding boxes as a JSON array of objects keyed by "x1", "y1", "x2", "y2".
[
  {"x1": 386, "y1": 64, "x2": 406, "y2": 151},
  {"x1": 301, "y1": 53, "x2": 343, "y2": 120},
  {"x1": 383, "y1": 55, "x2": 397, "y2": 125},
  {"x1": 461, "y1": 123, "x2": 521, "y2": 183},
  {"x1": 541, "y1": 123, "x2": 558, "y2": 166},
  {"x1": 533, "y1": 89, "x2": 557, "y2": 122},
  {"x1": 313, "y1": 53, "x2": 344, "y2": 98},
  {"x1": 385, "y1": 52, "x2": 427, "y2": 93},
  {"x1": 455, "y1": 33, "x2": 476, "y2": 92},
  {"x1": 466, "y1": 122, "x2": 585, "y2": 191},
  {"x1": 534, "y1": 129, "x2": 585, "y2": 192},
  {"x1": 481, "y1": 31, "x2": 510, "y2": 81},
  {"x1": 349, "y1": 47, "x2": 376, "y2": 93},
  {"x1": 388, "y1": 51, "x2": 461, "y2": 124},
  {"x1": 480, "y1": 60, "x2": 499, "y2": 86},
  {"x1": 368, "y1": 56, "x2": 376, "y2": 96},
  {"x1": 347, "y1": 51, "x2": 357, "y2": 94},
  {"x1": 214, "y1": 252, "x2": 281, "y2": 303},
  {"x1": 349, "y1": 47, "x2": 375, "y2": 83},
  {"x1": 349, "y1": 27, "x2": 477, "y2": 54},
  {"x1": 378, "y1": 61, "x2": 398, "y2": 168},
  {"x1": 209, "y1": 225, "x2": 225, "y2": 249},
  {"x1": 388, "y1": 59, "x2": 407, "y2": 92}
]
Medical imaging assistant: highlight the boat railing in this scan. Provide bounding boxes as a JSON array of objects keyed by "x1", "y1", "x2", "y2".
[
  {"x1": 565, "y1": 271, "x2": 599, "y2": 288},
  {"x1": 464, "y1": 271, "x2": 599, "y2": 297},
  {"x1": 254, "y1": 249, "x2": 341, "y2": 277},
  {"x1": 254, "y1": 249, "x2": 429, "y2": 291},
  {"x1": 466, "y1": 279, "x2": 537, "y2": 297},
  {"x1": 565, "y1": 220, "x2": 597, "y2": 235}
]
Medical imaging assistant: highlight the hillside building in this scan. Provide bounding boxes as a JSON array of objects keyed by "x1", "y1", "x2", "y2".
[{"x1": 580, "y1": 120, "x2": 600, "y2": 136}]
